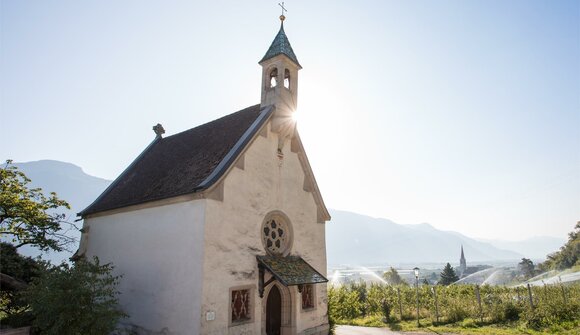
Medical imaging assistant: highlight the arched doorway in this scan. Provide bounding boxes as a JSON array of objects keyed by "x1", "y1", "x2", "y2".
[{"x1": 266, "y1": 285, "x2": 281, "y2": 335}]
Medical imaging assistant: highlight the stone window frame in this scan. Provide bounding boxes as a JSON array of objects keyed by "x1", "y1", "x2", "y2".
[
  {"x1": 260, "y1": 210, "x2": 294, "y2": 257},
  {"x1": 300, "y1": 284, "x2": 316, "y2": 312},
  {"x1": 229, "y1": 285, "x2": 255, "y2": 327}
]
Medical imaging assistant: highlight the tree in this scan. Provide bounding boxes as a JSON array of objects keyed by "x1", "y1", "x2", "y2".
[
  {"x1": 25, "y1": 257, "x2": 127, "y2": 335},
  {"x1": 383, "y1": 267, "x2": 406, "y2": 285},
  {"x1": 0, "y1": 242, "x2": 43, "y2": 327},
  {"x1": 540, "y1": 221, "x2": 580, "y2": 271},
  {"x1": 439, "y1": 263, "x2": 459, "y2": 285},
  {"x1": 518, "y1": 258, "x2": 535, "y2": 279},
  {"x1": 0, "y1": 242, "x2": 42, "y2": 287},
  {"x1": 0, "y1": 160, "x2": 74, "y2": 252}
]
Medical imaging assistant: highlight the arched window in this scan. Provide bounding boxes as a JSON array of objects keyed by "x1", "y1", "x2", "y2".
[
  {"x1": 284, "y1": 69, "x2": 290, "y2": 89},
  {"x1": 269, "y1": 68, "x2": 278, "y2": 88}
]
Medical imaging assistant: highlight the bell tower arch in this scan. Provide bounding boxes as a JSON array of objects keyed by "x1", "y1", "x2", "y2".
[{"x1": 259, "y1": 15, "x2": 302, "y2": 114}]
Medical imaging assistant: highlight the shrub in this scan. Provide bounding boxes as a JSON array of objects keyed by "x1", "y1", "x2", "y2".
[
  {"x1": 503, "y1": 301, "x2": 522, "y2": 321},
  {"x1": 460, "y1": 318, "x2": 478, "y2": 328},
  {"x1": 381, "y1": 299, "x2": 391, "y2": 320},
  {"x1": 25, "y1": 257, "x2": 127, "y2": 335},
  {"x1": 446, "y1": 304, "x2": 469, "y2": 323}
]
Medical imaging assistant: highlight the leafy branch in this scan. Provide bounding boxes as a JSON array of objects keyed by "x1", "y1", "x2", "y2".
[{"x1": 0, "y1": 160, "x2": 77, "y2": 252}]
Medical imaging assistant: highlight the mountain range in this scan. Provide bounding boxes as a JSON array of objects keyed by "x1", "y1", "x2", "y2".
[
  {"x1": 9, "y1": 160, "x2": 564, "y2": 265},
  {"x1": 326, "y1": 210, "x2": 562, "y2": 266}
]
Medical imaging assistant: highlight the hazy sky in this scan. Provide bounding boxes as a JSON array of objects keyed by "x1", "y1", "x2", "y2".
[{"x1": 2, "y1": 1, "x2": 578, "y2": 241}]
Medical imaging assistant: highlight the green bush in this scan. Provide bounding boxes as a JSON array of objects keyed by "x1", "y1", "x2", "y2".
[
  {"x1": 327, "y1": 285, "x2": 362, "y2": 320},
  {"x1": 446, "y1": 303, "x2": 469, "y2": 323},
  {"x1": 460, "y1": 318, "x2": 478, "y2": 328},
  {"x1": 25, "y1": 257, "x2": 127, "y2": 335},
  {"x1": 502, "y1": 301, "x2": 522, "y2": 322}
]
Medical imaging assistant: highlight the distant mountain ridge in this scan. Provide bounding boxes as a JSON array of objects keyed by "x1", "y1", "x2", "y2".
[
  {"x1": 14, "y1": 160, "x2": 110, "y2": 212},
  {"x1": 326, "y1": 210, "x2": 526, "y2": 266},
  {"x1": 11, "y1": 160, "x2": 110, "y2": 263},
  {"x1": 476, "y1": 236, "x2": 565, "y2": 261},
  {"x1": 9, "y1": 160, "x2": 564, "y2": 265}
]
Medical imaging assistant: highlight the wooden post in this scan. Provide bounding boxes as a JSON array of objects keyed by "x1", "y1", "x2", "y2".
[
  {"x1": 527, "y1": 284, "x2": 534, "y2": 309},
  {"x1": 432, "y1": 286, "x2": 439, "y2": 324},
  {"x1": 560, "y1": 283, "x2": 567, "y2": 305},
  {"x1": 558, "y1": 276, "x2": 567, "y2": 306},
  {"x1": 475, "y1": 285, "x2": 483, "y2": 323},
  {"x1": 397, "y1": 287, "x2": 403, "y2": 320},
  {"x1": 542, "y1": 281, "x2": 547, "y2": 302}
]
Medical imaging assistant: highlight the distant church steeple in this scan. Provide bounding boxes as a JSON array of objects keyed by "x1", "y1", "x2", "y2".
[{"x1": 459, "y1": 245, "x2": 467, "y2": 276}]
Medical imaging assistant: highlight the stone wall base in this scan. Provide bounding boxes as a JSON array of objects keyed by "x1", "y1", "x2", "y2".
[{"x1": 300, "y1": 323, "x2": 329, "y2": 335}]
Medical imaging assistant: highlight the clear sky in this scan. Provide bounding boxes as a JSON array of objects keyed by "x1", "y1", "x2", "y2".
[{"x1": 2, "y1": 1, "x2": 578, "y2": 241}]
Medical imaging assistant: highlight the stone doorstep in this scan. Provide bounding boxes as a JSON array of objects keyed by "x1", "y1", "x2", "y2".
[{"x1": 0, "y1": 327, "x2": 31, "y2": 335}]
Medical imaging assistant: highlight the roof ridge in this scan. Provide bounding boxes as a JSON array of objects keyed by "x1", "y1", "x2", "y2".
[{"x1": 165, "y1": 104, "x2": 261, "y2": 140}]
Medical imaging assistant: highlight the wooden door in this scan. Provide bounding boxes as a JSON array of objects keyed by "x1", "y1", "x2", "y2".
[{"x1": 266, "y1": 285, "x2": 281, "y2": 335}]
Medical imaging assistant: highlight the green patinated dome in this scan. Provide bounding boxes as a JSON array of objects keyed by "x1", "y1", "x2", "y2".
[{"x1": 259, "y1": 23, "x2": 301, "y2": 68}]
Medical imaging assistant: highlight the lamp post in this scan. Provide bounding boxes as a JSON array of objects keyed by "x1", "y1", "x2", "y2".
[{"x1": 413, "y1": 267, "x2": 420, "y2": 327}]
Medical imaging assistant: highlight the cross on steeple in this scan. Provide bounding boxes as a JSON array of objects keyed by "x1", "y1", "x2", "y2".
[
  {"x1": 278, "y1": 2, "x2": 287, "y2": 21},
  {"x1": 278, "y1": 2, "x2": 287, "y2": 16}
]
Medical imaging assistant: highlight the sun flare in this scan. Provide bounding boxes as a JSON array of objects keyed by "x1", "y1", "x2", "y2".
[{"x1": 292, "y1": 109, "x2": 298, "y2": 122}]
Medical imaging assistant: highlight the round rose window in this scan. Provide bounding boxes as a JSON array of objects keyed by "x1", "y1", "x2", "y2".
[{"x1": 261, "y1": 212, "x2": 292, "y2": 256}]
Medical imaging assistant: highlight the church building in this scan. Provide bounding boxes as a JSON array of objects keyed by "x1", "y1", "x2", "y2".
[{"x1": 77, "y1": 14, "x2": 330, "y2": 335}]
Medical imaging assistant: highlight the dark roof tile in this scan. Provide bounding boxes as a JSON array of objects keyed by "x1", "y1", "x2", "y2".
[{"x1": 81, "y1": 104, "x2": 272, "y2": 216}]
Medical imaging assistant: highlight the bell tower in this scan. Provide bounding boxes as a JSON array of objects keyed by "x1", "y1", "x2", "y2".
[{"x1": 259, "y1": 13, "x2": 302, "y2": 136}]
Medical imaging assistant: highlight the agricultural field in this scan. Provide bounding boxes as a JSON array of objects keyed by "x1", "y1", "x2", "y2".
[{"x1": 328, "y1": 282, "x2": 580, "y2": 334}]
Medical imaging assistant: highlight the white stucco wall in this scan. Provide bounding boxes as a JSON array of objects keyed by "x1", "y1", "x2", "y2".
[
  {"x1": 200, "y1": 122, "x2": 328, "y2": 335},
  {"x1": 84, "y1": 200, "x2": 206, "y2": 335}
]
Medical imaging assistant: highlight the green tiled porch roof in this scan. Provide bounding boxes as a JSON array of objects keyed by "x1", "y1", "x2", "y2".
[{"x1": 257, "y1": 255, "x2": 328, "y2": 286}]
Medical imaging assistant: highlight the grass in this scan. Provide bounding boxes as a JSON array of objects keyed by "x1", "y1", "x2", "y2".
[
  {"x1": 335, "y1": 315, "x2": 580, "y2": 335},
  {"x1": 336, "y1": 315, "x2": 385, "y2": 328}
]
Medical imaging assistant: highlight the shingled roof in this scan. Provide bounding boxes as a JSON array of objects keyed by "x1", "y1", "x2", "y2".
[
  {"x1": 259, "y1": 23, "x2": 301, "y2": 68},
  {"x1": 80, "y1": 104, "x2": 273, "y2": 216}
]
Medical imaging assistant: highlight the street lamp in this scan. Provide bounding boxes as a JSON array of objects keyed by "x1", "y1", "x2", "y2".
[{"x1": 413, "y1": 267, "x2": 420, "y2": 327}]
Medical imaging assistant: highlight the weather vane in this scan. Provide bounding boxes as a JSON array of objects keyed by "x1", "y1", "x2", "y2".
[{"x1": 278, "y1": 2, "x2": 287, "y2": 21}]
